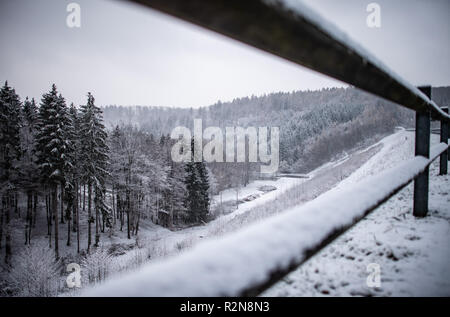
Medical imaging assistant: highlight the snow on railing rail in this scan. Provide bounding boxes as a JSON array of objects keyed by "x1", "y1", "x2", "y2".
[
  {"x1": 127, "y1": 0, "x2": 450, "y2": 122},
  {"x1": 83, "y1": 143, "x2": 449, "y2": 297}
]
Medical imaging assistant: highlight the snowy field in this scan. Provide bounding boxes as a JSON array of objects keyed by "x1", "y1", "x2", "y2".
[{"x1": 263, "y1": 130, "x2": 450, "y2": 296}]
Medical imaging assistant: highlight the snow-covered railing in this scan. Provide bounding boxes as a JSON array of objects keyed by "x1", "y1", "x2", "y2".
[
  {"x1": 84, "y1": 0, "x2": 450, "y2": 296},
  {"x1": 84, "y1": 143, "x2": 449, "y2": 296}
]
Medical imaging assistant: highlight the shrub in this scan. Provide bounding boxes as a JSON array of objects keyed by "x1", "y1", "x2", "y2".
[
  {"x1": 81, "y1": 247, "x2": 112, "y2": 285},
  {"x1": 8, "y1": 243, "x2": 60, "y2": 297}
]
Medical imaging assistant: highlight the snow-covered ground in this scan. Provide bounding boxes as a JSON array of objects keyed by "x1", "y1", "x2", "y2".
[{"x1": 263, "y1": 130, "x2": 450, "y2": 296}]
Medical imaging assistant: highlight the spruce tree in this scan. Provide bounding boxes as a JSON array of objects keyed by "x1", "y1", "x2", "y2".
[
  {"x1": 195, "y1": 160, "x2": 210, "y2": 220},
  {"x1": 184, "y1": 138, "x2": 210, "y2": 224},
  {"x1": 64, "y1": 103, "x2": 79, "y2": 247},
  {"x1": 36, "y1": 84, "x2": 69, "y2": 259},
  {"x1": 68, "y1": 103, "x2": 82, "y2": 252},
  {"x1": 79, "y1": 93, "x2": 110, "y2": 250}
]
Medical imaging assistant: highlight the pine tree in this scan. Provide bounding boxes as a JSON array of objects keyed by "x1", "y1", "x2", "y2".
[
  {"x1": 184, "y1": 138, "x2": 210, "y2": 224},
  {"x1": 0, "y1": 81, "x2": 22, "y2": 263},
  {"x1": 79, "y1": 93, "x2": 110, "y2": 250},
  {"x1": 196, "y1": 160, "x2": 210, "y2": 220},
  {"x1": 36, "y1": 84, "x2": 70, "y2": 259},
  {"x1": 64, "y1": 103, "x2": 79, "y2": 248}
]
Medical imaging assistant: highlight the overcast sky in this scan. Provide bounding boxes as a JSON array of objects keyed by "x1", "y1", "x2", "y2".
[{"x1": 0, "y1": 0, "x2": 449, "y2": 108}]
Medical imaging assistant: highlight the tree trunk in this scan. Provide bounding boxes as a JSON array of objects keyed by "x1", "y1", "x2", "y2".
[
  {"x1": 46, "y1": 192, "x2": 52, "y2": 248},
  {"x1": 14, "y1": 192, "x2": 19, "y2": 218},
  {"x1": 46, "y1": 194, "x2": 49, "y2": 233},
  {"x1": 118, "y1": 195, "x2": 123, "y2": 231},
  {"x1": 33, "y1": 192, "x2": 37, "y2": 228},
  {"x1": 95, "y1": 186, "x2": 100, "y2": 247},
  {"x1": 101, "y1": 189, "x2": 106, "y2": 233},
  {"x1": 95, "y1": 208, "x2": 100, "y2": 247},
  {"x1": 135, "y1": 200, "x2": 141, "y2": 236},
  {"x1": 170, "y1": 200, "x2": 174, "y2": 229},
  {"x1": 25, "y1": 191, "x2": 32, "y2": 245},
  {"x1": 126, "y1": 190, "x2": 131, "y2": 239},
  {"x1": 67, "y1": 190, "x2": 71, "y2": 247},
  {"x1": 5, "y1": 193, "x2": 12, "y2": 264},
  {"x1": 87, "y1": 182, "x2": 92, "y2": 253},
  {"x1": 83, "y1": 183, "x2": 86, "y2": 214},
  {"x1": 0, "y1": 196, "x2": 4, "y2": 250},
  {"x1": 53, "y1": 185, "x2": 59, "y2": 260},
  {"x1": 73, "y1": 182, "x2": 78, "y2": 232},
  {"x1": 76, "y1": 182, "x2": 80, "y2": 253},
  {"x1": 60, "y1": 184, "x2": 65, "y2": 224},
  {"x1": 102, "y1": 211, "x2": 105, "y2": 233},
  {"x1": 112, "y1": 186, "x2": 116, "y2": 226},
  {"x1": 95, "y1": 195, "x2": 100, "y2": 247},
  {"x1": 28, "y1": 192, "x2": 33, "y2": 244}
]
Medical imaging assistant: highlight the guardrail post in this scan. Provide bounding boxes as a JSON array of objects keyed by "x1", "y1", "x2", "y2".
[
  {"x1": 413, "y1": 86, "x2": 431, "y2": 217},
  {"x1": 440, "y1": 107, "x2": 449, "y2": 174}
]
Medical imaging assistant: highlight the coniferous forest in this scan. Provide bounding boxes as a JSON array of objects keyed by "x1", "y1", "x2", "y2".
[{"x1": 0, "y1": 81, "x2": 210, "y2": 272}]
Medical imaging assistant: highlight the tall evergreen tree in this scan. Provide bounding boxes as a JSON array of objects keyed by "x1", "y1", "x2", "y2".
[
  {"x1": 22, "y1": 97, "x2": 38, "y2": 124},
  {"x1": 184, "y1": 139, "x2": 210, "y2": 224},
  {"x1": 64, "y1": 103, "x2": 79, "y2": 248},
  {"x1": 196, "y1": 160, "x2": 210, "y2": 219},
  {"x1": 0, "y1": 81, "x2": 22, "y2": 263},
  {"x1": 79, "y1": 93, "x2": 110, "y2": 250},
  {"x1": 36, "y1": 84, "x2": 70, "y2": 259},
  {"x1": 109, "y1": 125, "x2": 125, "y2": 231},
  {"x1": 184, "y1": 159, "x2": 200, "y2": 223}
]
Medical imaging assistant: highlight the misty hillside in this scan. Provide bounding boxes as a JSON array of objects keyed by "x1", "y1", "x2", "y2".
[{"x1": 101, "y1": 87, "x2": 450, "y2": 174}]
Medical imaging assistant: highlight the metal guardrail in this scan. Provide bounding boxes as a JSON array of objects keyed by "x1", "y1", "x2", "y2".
[{"x1": 86, "y1": 0, "x2": 450, "y2": 296}]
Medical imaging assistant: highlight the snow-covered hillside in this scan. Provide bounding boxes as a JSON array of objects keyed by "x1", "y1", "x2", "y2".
[{"x1": 263, "y1": 130, "x2": 450, "y2": 296}]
